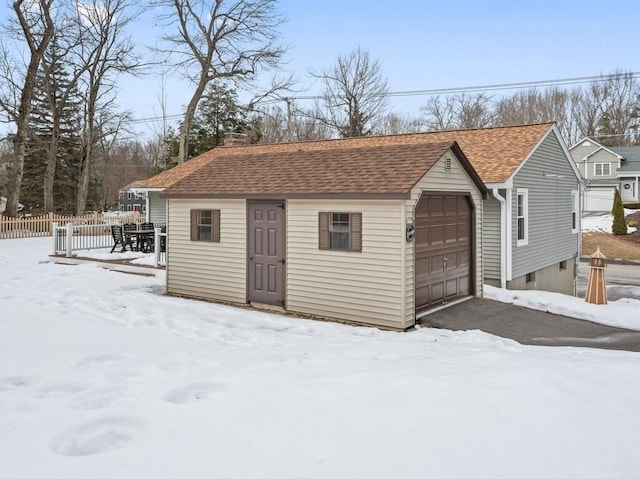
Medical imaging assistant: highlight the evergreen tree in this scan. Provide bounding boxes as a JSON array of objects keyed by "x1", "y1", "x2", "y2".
[
  {"x1": 612, "y1": 188, "x2": 627, "y2": 235},
  {"x1": 166, "y1": 83, "x2": 250, "y2": 163},
  {"x1": 22, "y1": 42, "x2": 83, "y2": 214}
]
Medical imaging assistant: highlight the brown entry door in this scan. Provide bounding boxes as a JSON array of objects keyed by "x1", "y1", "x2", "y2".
[
  {"x1": 248, "y1": 202, "x2": 285, "y2": 306},
  {"x1": 415, "y1": 194, "x2": 472, "y2": 312}
]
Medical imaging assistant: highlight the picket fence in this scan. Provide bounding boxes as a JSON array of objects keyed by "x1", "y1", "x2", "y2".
[{"x1": 0, "y1": 212, "x2": 144, "y2": 240}]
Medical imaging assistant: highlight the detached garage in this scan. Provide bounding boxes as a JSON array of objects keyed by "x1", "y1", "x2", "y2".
[{"x1": 161, "y1": 141, "x2": 488, "y2": 330}]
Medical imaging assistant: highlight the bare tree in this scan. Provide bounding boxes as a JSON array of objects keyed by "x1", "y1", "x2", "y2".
[
  {"x1": 253, "y1": 102, "x2": 331, "y2": 143},
  {"x1": 594, "y1": 71, "x2": 640, "y2": 145},
  {"x1": 0, "y1": 0, "x2": 54, "y2": 217},
  {"x1": 39, "y1": 16, "x2": 87, "y2": 213},
  {"x1": 74, "y1": 0, "x2": 142, "y2": 214},
  {"x1": 494, "y1": 88, "x2": 574, "y2": 142},
  {"x1": 373, "y1": 111, "x2": 424, "y2": 135},
  {"x1": 421, "y1": 93, "x2": 493, "y2": 131},
  {"x1": 155, "y1": 0, "x2": 287, "y2": 163},
  {"x1": 309, "y1": 47, "x2": 389, "y2": 137}
]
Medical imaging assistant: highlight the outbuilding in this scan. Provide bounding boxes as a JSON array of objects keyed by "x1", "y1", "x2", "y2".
[{"x1": 161, "y1": 141, "x2": 488, "y2": 330}]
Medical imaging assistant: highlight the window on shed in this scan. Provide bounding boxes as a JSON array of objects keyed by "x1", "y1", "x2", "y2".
[
  {"x1": 318, "y1": 212, "x2": 362, "y2": 252},
  {"x1": 516, "y1": 189, "x2": 528, "y2": 246},
  {"x1": 190, "y1": 209, "x2": 220, "y2": 242},
  {"x1": 594, "y1": 163, "x2": 611, "y2": 176}
]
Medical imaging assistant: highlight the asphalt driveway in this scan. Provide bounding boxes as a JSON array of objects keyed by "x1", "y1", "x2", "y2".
[{"x1": 421, "y1": 298, "x2": 640, "y2": 352}]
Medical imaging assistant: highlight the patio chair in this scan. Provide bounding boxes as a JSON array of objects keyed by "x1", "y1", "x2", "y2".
[
  {"x1": 110, "y1": 225, "x2": 132, "y2": 253},
  {"x1": 159, "y1": 226, "x2": 167, "y2": 253},
  {"x1": 122, "y1": 223, "x2": 138, "y2": 250},
  {"x1": 141, "y1": 222, "x2": 154, "y2": 230}
]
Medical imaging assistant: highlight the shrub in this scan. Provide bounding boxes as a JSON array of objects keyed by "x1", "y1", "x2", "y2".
[{"x1": 612, "y1": 188, "x2": 627, "y2": 235}]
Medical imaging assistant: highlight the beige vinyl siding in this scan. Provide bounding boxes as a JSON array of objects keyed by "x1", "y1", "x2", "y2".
[
  {"x1": 404, "y1": 150, "x2": 484, "y2": 326},
  {"x1": 482, "y1": 196, "x2": 502, "y2": 280},
  {"x1": 148, "y1": 191, "x2": 167, "y2": 224},
  {"x1": 286, "y1": 199, "x2": 405, "y2": 330},
  {"x1": 510, "y1": 132, "x2": 580, "y2": 279},
  {"x1": 167, "y1": 199, "x2": 246, "y2": 304}
]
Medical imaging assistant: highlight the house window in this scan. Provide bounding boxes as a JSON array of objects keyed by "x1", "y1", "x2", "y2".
[
  {"x1": 516, "y1": 189, "x2": 528, "y2": 246},
  {"x1": 127, "y1": 192, "x2": 133, "y2": 200},
  {"x1": 119, "y1": 204, "x2": 124, "y2": 211},
  {"x1": 559, "y1": 260, "x2": 567, "y2": 271},
  {"x1": 127, "y1": 204, "x2": 132, "y2": 212},
  {"x1": 594, "y1": 163, "x2": 611, "y2": 176},
  {"x1": 318, "y1": 212, "x2": 362, "y2": 252},
  {"x1": 190, "y1": 209, "x2": 220, "y2": 242},
  {"x1": 571, "y1": 190, "x2": 579, "y2": 234}
]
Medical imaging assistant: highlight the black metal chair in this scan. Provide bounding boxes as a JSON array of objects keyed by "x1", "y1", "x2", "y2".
[
  {"x1": 159, "y1": 226, "x2": 167, "y2": 253},
  {"x1": 141, "y1": 222, "x2": 154, "y2": 230},
  {"x1": 110, "y1": 225, "x2": 133, "y2": 253},
  {"x1": 122, "y1": 223, "x2": 138, "y2": 250}
]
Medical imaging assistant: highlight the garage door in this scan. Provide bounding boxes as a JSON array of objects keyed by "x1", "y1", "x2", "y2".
[
  {"x1": 584, "y1": 187, "x2": 615, "y2": 212},
  {"x1": 415, "y1": 194, "x2": 473, "y2": 312}
]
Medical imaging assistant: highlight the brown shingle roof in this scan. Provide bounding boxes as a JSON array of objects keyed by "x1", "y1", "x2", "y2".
[
  {"x1": 163, "y1": 142, "x2": 479, "y2": 198},
  {"x1": 139, "y1": 122, "x2": 554, "y2": 190}
]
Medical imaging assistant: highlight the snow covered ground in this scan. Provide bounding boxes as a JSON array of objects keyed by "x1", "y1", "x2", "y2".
[
  {"x1": 2, "y1": 237, "x2": 640, "y2": 478},
  {"x1": 582, "y1": 210, "x2": 637, "y2": 233}
]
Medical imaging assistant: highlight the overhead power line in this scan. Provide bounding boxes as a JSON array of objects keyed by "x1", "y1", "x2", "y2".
[{"x1": 128, "y1": 71, "x2": 640, "y2": 124}]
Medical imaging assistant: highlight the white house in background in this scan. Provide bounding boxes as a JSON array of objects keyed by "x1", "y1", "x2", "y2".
[{"x1": 569, "y1": 137, "x2": 640, "y2": 211}]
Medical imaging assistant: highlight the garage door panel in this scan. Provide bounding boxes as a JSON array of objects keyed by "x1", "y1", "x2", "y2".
[{"x1": 415, "y1": 194, "x2": 473, "y2": 312}]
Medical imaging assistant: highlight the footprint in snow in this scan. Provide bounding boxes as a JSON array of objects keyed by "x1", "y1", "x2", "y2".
[
  {"x1": 74, "y1": 355, "x2": 127, "y2": 368},
  {"x1": 68, "y1": 386, "x2": 132, "y2": 410},
  {"x1": 33, "y1": 382, "x2": 90, "y2": 399},
  {"x1": 163, "y1": 383, "x2": 225, "y2": 404},
  {"x1": 0, "y1": 376, "x2": 35, "y2": 392},
  {"x1": 50, "y1": 416, "x2": 144, "y2": 456}
]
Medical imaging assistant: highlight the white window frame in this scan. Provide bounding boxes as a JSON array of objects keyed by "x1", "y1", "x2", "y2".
[
  {"x1": 516, "y1": 188, "x2": 528, "y2": 247},
  {"x1": 593, "y1": 163, "x2": 611, "y2": 176},
  {"x1": 127, "y1": 192, "x2": 133, "y2": 200},
  {"x1": 571, "y1": 190, "x2": 579, "y2": 234}
]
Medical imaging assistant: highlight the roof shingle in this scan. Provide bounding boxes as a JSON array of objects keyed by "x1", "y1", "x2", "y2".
[
  {"x1": 138, "y1": 122, "x2": 554, "y2": 191},
  {"x1": 163, "y1": 142, "x2": 470, "y2": 198}
]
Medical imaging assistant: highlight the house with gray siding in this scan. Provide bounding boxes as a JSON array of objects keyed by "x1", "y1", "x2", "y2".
[
  {"x1": 569, "y1": 138, "x2": 640, "y2": 210},
  {"x1": 136, "y1": 122, "x2": 581, "y2": 303}
]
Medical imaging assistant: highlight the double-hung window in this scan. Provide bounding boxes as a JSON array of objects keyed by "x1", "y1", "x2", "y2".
[
  {"x1": 190, "y1": 209, "x2": 220, "y2": 242},
  {"x1": 594, "y1": 163, "x2": 611, "y2": 176},
  {"x1": 318, "y1": 212, "x2": 362, "y2": 252},
  {"x1": 516, "y1": 189, "x2": 528, "y2": 246}
]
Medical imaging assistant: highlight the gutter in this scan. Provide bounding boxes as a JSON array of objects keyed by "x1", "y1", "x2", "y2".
[{"x1": 492, "y1": 188, "x2": 507, "y2": 289}]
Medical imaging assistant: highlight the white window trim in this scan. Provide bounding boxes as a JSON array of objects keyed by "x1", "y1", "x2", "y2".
[
  {"x1": 571, "y1": 190, "x2": 579, "y2": 234},
  {"x1": 516, "y1": 188, "x2": 529, "y2": 247},
  {"x1": 593, "y1": 163, "x2": 611, "y2": 176}
]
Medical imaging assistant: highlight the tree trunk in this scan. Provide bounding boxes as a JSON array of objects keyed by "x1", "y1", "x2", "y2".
[
  {"x1": 177, "y1": 80, "x2": 208, "y2": 164},
  {"x1": 5, "y1": 0, "x2": 54, "y2": 216},
  {"x1": 43, "y1": 119, "x2": 59, "y2": 212}
]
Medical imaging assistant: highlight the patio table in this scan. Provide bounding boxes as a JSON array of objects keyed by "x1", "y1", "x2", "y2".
[{"x1": 125, "y1": 229, "x2": 155, "y2": 252}]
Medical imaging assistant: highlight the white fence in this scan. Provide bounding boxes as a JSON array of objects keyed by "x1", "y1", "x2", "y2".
[{"x1": 53, "y1": 222, "x2": 166, "y2": 267}]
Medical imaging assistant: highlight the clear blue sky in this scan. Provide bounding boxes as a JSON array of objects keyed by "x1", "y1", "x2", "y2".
[{"x1": 3, "y1": 0, "x2": 640, "y2": 137}]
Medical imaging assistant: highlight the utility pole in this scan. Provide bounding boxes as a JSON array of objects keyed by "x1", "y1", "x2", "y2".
[{"x1": 285, "y1": 97, "x2": 293, "y2": 143}]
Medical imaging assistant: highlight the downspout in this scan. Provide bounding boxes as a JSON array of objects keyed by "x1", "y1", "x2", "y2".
[{"x1": 492, "y1": 188, "x2": 507, "y2": 289}]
